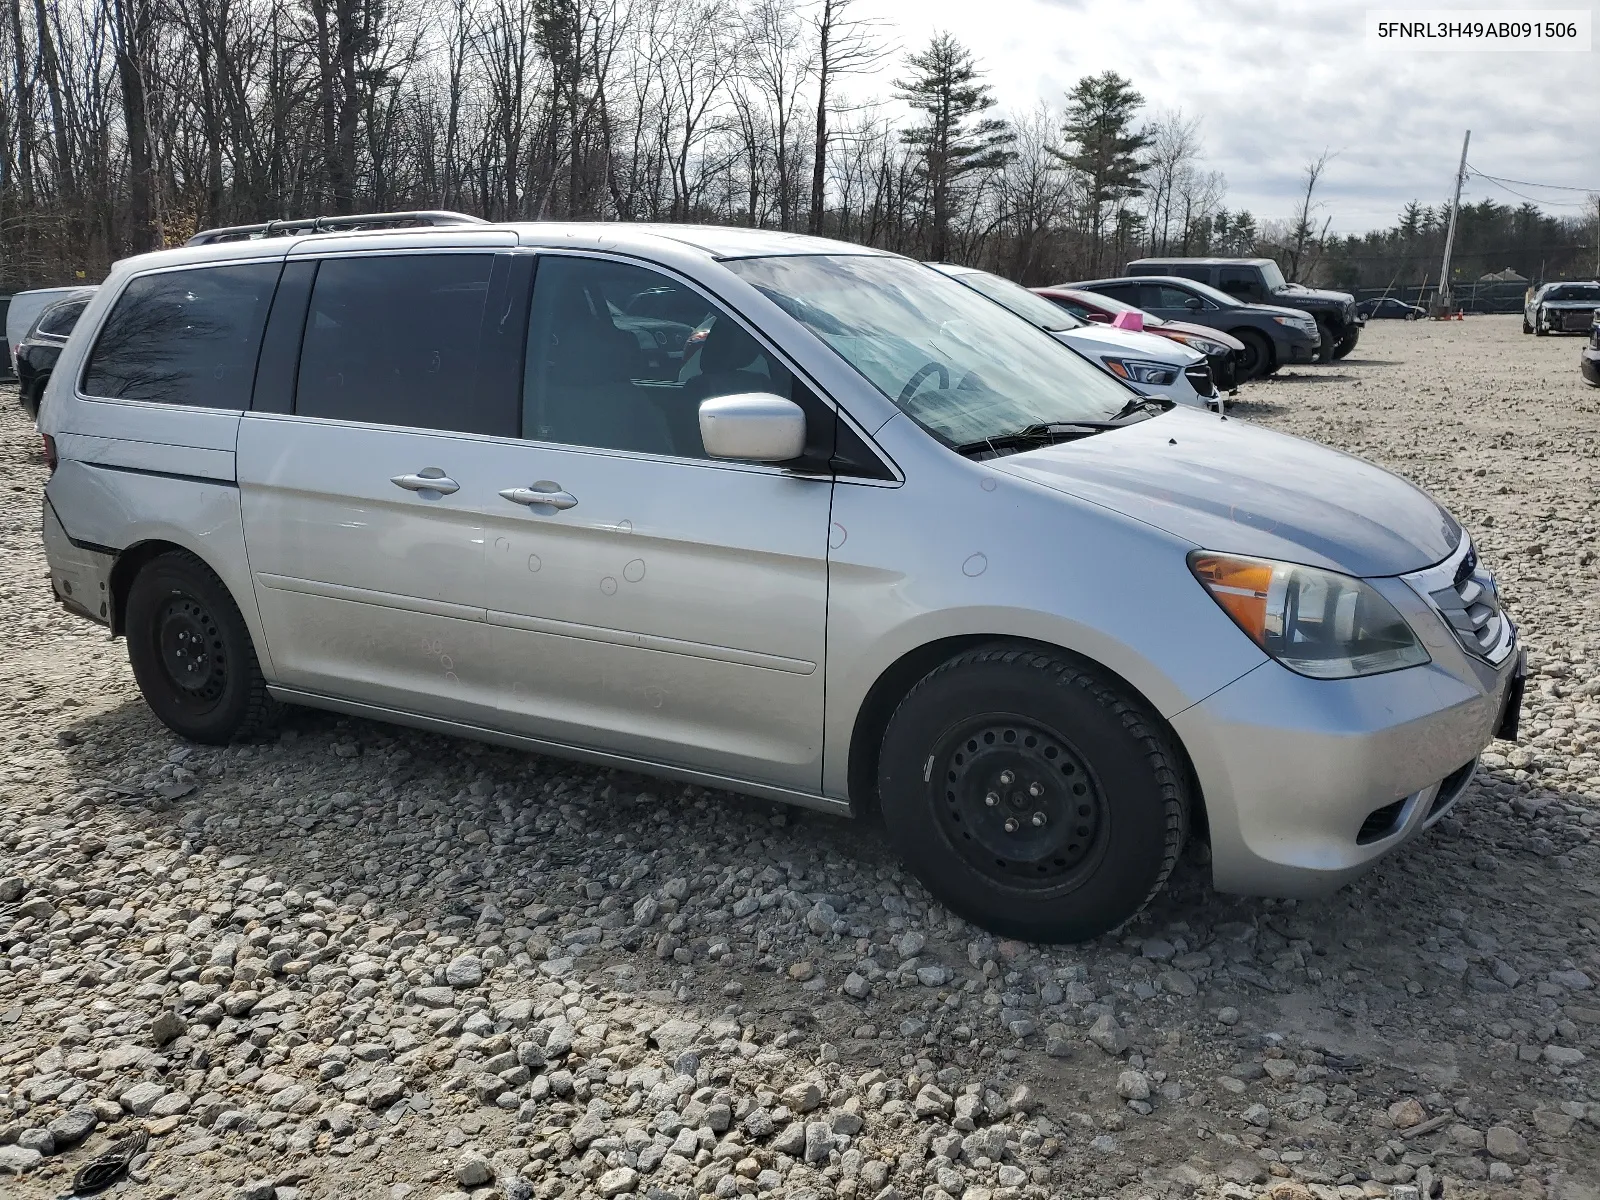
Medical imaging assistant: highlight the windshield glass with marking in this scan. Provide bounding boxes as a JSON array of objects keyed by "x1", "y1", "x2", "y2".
[{"x1": 725, "y1": 255, "x2": 1135, "y2": 445}]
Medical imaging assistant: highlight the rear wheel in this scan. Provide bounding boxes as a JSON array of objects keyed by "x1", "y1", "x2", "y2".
[
  {"x1": 877, "y1": 644, "x2": 1189, "y2": 944},
  {"x1": 125, "y1": 550, "x2": 277, "y2": 743},
  {"x1": 1234, "y1": 329, "x2": 1273, "y2": 380}
]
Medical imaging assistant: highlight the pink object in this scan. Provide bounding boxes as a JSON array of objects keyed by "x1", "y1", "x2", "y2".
[{"x1": 1111, "y1": 310, "x2": 1145, "y2": 332}]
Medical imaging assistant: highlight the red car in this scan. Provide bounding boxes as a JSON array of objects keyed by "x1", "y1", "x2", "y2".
[{"x1": 1035, "y1": 286, "x2": 1245, "y2": 388}]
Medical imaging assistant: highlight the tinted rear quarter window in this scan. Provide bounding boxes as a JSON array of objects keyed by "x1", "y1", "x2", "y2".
[
  {"x1": 37, "y1": 300, "x2": 89, "y2": 338},
  {"x1": 295, "y1": 253, "x2": 505, "y2": 434},
  {"x1": 83, "y1": 263, "x2": 281, "y2": 406}
]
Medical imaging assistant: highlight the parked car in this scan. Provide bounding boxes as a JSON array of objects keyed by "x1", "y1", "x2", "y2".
[
  {"x1": 926, "y1": 263, "x2": 1220, "y2": 409},
  {"x1": 1582, "y1": 309, "x2": 1600, "y2": 387},
  {"x1": 5, "y1": 286, "x2": 86, "y2": 383},
  {"x1": 39, "y1": 213, "x2": 1525, "y2": 943},
  {"x1": 14, "y1": 288, "x2": 96, "y2": 418},
  {"x1": 1069, "y1": 275, "x2": 1320, "y2": 381},
  {"x1": 1126, "y1": 256, "x2": 1363, "y2": 360},
  {"x1": 1524, "y1": 281, "x2": 1600, "y2": 335},
  {"x1": 1031, "y1": 286, "x2": 1243, "y2": 391},
  {"x1": 1357, "y1": 296, "x2": 1427, "y2": 320}
]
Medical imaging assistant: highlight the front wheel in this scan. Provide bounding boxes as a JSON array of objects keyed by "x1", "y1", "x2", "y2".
[
  {"x1": 125, "y1": 550, "x2": 278, "y2": 743},
  {"x1": 1234, "y1": 329, "x2": 1272, "y2": 380},
  {"x1": 1521, "y1": 316, "x2": 1533, "y2": 334},
  {"x1": 877, "y1": 644, "x2": 1189, "y2": 943},
  {"x1": 1331, "y1": 328, "x2": 1359, "y2": 359}
]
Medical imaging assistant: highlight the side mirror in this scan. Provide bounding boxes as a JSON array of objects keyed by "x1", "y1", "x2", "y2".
[
  {"x1": 1184, "y1": 296, "x2": 1203, "y2": 310},
  {"x1": 699, "y1": 393, "x2": 806, "y2": 462},
  {"x1": 1084, "y1": 312, "x2": 1112, "y2": 323}
]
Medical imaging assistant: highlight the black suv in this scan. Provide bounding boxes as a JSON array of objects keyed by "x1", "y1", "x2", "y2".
[
  {"x1": 1126, "y1": 257, "x2": 1362, "y2": 361},
  {"x1": 15, "y1": 288, "x2": 96, "y2": 418}
]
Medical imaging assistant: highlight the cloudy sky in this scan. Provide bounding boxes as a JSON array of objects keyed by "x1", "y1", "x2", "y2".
[{"x1": 847, "y1": 0, "x2": 1600, "y2": 233}]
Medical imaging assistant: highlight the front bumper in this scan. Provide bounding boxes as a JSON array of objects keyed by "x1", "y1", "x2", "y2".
[
  {"x1": 1582, "y1": 347, "x2": 1600, "y2": 388},
  {"x1": 1172, "y1": 542, "x2": 1522, "y2": 898},
  {"x1": 1285, "y1": 337, "x2": 1318, "y2": 364}
]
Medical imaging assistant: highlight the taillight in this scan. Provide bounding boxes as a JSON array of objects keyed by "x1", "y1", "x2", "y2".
[{"x1": 42, "y1": 434, "x2": 58, "y2": 472}]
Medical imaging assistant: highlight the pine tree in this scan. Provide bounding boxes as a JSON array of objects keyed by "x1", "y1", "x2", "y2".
[
  {"x1": 894, "y1": 33, "x2": 1013, "y2": 262},
  {"x1": 1055, "y1": 71, "x2": 1151, "y2": 274}
]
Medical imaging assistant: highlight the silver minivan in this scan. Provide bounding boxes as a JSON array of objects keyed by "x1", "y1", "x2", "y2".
[{"x1": 37, "y1": 214, "x2": 1525, "y2": 942}]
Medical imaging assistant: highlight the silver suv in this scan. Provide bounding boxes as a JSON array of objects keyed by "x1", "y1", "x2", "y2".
[{"x1": 37, "y1": 213, "x2": 1526, "y2": 943}]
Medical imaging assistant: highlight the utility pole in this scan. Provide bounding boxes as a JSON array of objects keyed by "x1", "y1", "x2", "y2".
[{"x1": 1433, "y1": 130, "x2": 1470, "y2": 315}]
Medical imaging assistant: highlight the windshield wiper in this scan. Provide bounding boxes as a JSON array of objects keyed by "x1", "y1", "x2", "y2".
[
  {"x1": 1109, "y1": 395, "x2": 1172, "y2": 421},
  {"x1": 952, "y1": 422, "x2": 1110, "y2": 459}
]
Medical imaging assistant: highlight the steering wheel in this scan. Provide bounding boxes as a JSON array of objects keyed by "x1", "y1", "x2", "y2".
[{"x1": 898, "y1": 361, "x2": 950, "y2": 406}]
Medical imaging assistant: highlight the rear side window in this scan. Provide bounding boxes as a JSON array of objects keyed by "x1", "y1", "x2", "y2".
[
  {"x1": 83, "y1": 263, "x2": 279, "y2": 406},
  {"x1": 1094, "y1": 282, "x2": 1142, "y2": 304},
  {"x1": 36, "y1": 299, "x2": 89, "y2": 338},
  {"x1": 1218, "y1": 267, "x2": 1262, "y2": 300},
  {"x1": 295, "y1": 254, "x2": 505, "y2": 434}
]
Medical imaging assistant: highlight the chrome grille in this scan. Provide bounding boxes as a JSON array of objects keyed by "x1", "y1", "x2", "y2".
[{"x1": 1403, "y1": 536, "x2": 1515, "y2": 666}]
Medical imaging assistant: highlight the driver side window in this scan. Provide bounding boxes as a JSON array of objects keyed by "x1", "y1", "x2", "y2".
[
  {"x1": 1218, "y1": 269, "x2": 1262, "y2": 302},
  {"x1": 522, "y1": 255, "x2": 793, "y2": 458}
]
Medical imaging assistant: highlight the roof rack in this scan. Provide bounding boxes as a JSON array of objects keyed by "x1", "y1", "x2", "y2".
[{"x1": 186, "y1": 210, "x2": 488, "y2": 247}]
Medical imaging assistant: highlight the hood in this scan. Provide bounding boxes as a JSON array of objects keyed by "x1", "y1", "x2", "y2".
[
  {"x1": 1152, "y1": 321, "x2": 1246, "y2": 352},
  {"x1": 1538, "y1": 298, "x2": 1600, "y2": 310},
  {"x1": 1245, "y1": 301, "x2": 1322, "y2": 322},
  {"x1": 1277, "y1": 283, "x2": 1355, "y2": 307},
  {"x1": 1054, "y1": 325, "x2": 1203, "y2": 366},
  {"x1": 992, "y1": 408, "x2": 1461, "y2": 577}
]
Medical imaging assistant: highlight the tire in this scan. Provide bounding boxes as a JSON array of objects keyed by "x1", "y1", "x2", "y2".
[
  {"x1": 1234, "y1": 329, "x2": 1272, "y2": 380},
  {"x1": 1312, "y1": 317, "x2": 1335, "y2": 362},
  {"x1": 125, "y1": 550, "x2": 277, "y2": 744},
  {"x1": 1521, "y1": 316, "x2": 1532, "y2": 334},
  {"x1": 877, "y1": 644, "x2": 1189, "y2": 943},
  {"x1": 20, "y1": 382, "x2": 40, "y2": 420},
  {"x1": 1331, "y1": 327, "x2": 1359, "y2": 359}
]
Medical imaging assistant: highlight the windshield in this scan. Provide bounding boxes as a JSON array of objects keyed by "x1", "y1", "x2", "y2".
[
  {"x1": 726, "y1": 255, "x2": 1137, "y2": 445},
  {"x1": 1257, "y1": 260, "x2": 1287, "y2": 291},
  {"x1": 1548, "y1": 284, "x2": 1600, "y2": 302},
  {"x1": 939, "y1": 268, "x2": 1083, "y2": 332}
]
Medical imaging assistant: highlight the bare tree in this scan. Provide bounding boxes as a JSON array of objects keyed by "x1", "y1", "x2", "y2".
[
  {"x1": 804, "y1": 0, "x2": 886, "y2": 235},
  {"x1": 1285, "y1": 147, "x2": 1334, "y2": 282}
]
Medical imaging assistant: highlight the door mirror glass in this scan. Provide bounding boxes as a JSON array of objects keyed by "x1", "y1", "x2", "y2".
[
  {"x1": 1184, "y1": 296, "x2": 1203, "y2": 311},
  {"x1": 1084, "y1": 312, "x2": 1111, "y2": 323},
  {"x1": 699, "y1": 393, "x2": 806, "y2": 461}
]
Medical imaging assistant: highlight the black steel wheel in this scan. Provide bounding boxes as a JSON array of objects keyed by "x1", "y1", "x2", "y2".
[
  {"x1": 125, "y1": 550, "x2": 277, "y2": 743},
  {"x1": 878, "y1": 643, "x2": 1189, "y2": 944},
  {"x1": 933, "y1": 718, "x2": 1109, "y2": 890}
]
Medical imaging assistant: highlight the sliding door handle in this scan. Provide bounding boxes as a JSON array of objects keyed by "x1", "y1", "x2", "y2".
[
  {"x1": 392, "y1": 468, "x2": 459, "y2": 496},
  {"x1": 499, "y1": 483, "x2": 578, "y2": 510}
]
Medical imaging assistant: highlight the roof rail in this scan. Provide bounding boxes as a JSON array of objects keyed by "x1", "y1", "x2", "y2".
[{"x1": 186, "y1": 210, "x2": 488, "y2": 247}]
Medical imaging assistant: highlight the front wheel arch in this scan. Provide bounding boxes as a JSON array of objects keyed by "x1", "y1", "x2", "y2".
[{"x1": 846, "y1": 635, "x2": 1208, "y2": 843}]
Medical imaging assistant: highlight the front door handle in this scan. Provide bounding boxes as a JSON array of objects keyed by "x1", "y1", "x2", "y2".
[
  {"x1": 392, "y1": 468, "x2": 460, "y2": 496},
  {"x1": 499, "y1": 482, "x2": 578, "y2": 511}
]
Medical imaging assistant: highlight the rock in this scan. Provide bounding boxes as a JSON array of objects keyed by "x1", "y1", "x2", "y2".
[
  {"x1": 444, "y1": 955, "x2": 484, "y2": 987},
  {"x1": 150, "y1": 1010, "x2": 187, "y2": 1046},
  {"x1": 913, "y1": 1085, "x2": 953, "y2": 1118},
  {"x1": 0, "y1": 1145, "x2": 43, "y2": 1175},
  {"x1": 121, "y1": 1081, "x2": 167, "y2": 1116},
  {"x1": 1217, "y1": 1007, "x2": 1241, "y2": 1026},
  {"x1": 1116, "y1": 1071, "x2": 1151, "y2": 1101},
  {"x1": 804, "y1": 1120, "x2": 831, "y2": 1163},
  {"x1": 787, "y1": 960, "x2": 816, "y2": 981},
  {"x1": 1159, "y1": 969, "x2": 1197, "y2": 997},
  {"x1": 455, "y1": 1151, "x2": 494, "y2": 1187},
  {"x1": 1387, "y1": 1099, "x2": 1426, "y2": 1129},
  {"x1": 596, "y1": 1167, "x2": 638, "y2": 1197},
  {"x1": 0, "y1": 877, "x2": 24, "y2": 902},
  {"x1": 1007, "y1": 1084, "x2": 1036, "y2": 1114},
  {"x1": 47, "y1": 1109, "x2": 97, "y2": 1147},
  {"x1": 1087, "y1": 1014, "x2": 1128, "y2": 1056},
  {"x1": 1486, "y1": 1125, "x2": 1530, "y2": 1164},
  {"x1": 844, "y1": 972, "x2": 871, "y2": 999},
  {"x1": 571, "y1": 1110, "x2": 607, "y2": 1149},
  {"x1": 17, "y1": 1128, "x2": 53, "y2": 1155},
  {"x1": 772, "y1": 1122, "x2": 807, "y2": 1155},
  {"x1": 782, "y1": 1081, "x2": 822, "y2": 1113},
  {"x1": 1243, "y1": 1104, "x2": 1271, "y2": 1128},
  {"x1": 1543, "y1": 1045, "x2": 1586, "y2": 1066},
  {"x1": 233, "y1": 1183, "x2": 275, "y2": 1200}
]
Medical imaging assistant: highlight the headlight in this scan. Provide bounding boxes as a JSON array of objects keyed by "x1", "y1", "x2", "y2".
[
  {"x1": 1103, "y1": 357, "x2": 1178, "y2": 386},
  {"x1": 1189, "y1": 552, "x2": 1431, "y2": 679},
  {"x1": 1272, "y1": 315, "x2": 1318, "y2": 336},
  {"x1": 1170, "y1": 334, "x2": 1227, "y2": 356}
]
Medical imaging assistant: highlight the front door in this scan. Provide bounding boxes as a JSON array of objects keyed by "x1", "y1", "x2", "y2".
[
  {"x1": 238, "y1": 250, "x2": 520, "y2": 721},
  {"x1": 474, "y1": 253, "x2": 833, "y2": 792}
]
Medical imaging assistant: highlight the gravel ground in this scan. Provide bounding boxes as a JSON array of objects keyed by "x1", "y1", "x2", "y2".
[{"x1": 1, "y1": 315, "x2": 1597, "y2": 1200}]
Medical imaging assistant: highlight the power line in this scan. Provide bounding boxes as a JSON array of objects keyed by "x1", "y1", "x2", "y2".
[
  {"x1": 1464, "y1": 165, "x2": 1597, "y2": 208},
  {"x1": 1465, "y1": 165, "x2": 1598, "y2": 193}
]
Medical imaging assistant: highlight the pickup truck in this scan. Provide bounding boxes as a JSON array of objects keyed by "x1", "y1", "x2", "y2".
[{"x1": 1125, "y1": 257, "x2": 1362, "y2": 362}]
